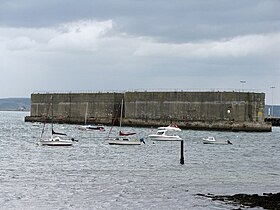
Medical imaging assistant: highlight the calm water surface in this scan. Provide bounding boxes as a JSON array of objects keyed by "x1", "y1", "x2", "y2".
[{"x1": 0, "y1": 111, "x2": 279, "y2": 210}]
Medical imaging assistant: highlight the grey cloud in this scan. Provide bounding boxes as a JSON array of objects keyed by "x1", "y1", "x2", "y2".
[
  {"x1": 0, "y1": 0, "x2": 279, "y2": 103},
  {"x1": 1, "y1": 0, "x2": 279, "y2": 42}
]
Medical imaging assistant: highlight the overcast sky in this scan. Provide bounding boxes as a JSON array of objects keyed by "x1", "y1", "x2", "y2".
[{"x1": 0, "y1": 0, "x2": 279, "y2": 104}]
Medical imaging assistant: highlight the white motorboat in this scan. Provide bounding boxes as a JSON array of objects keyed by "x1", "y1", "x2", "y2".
[
  {"x1": 158, "y1": 124, "x2": 182, "y2": 132},
  {"x1": 148, "y1": 129, "x2": 182, "y2": 141},
  {"x1": 202, "y1": 136, "x2": 232, "y2": 145}
]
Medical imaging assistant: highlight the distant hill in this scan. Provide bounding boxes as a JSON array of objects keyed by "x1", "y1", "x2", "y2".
[{"x1": 0, "y1": 98, "x2": 31, "y2": 111}]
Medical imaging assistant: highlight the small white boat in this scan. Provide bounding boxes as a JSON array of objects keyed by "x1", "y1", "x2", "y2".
[
  {"x1": 148, "y1": 129, "x2": 182, "y2": 141},
  {"x1": 202, "y1": 136, "x2": 232, "y2": 145},
  {"x1": 39, "y1": 135, "x2": 74, "y2": 146},
  {"x1": 38, "y1": 96, "x2": 76, "y2": 146},
  {"x1": 79, "y1": 103, "x2": 105, "y2": 131},
  {"x1": 108, "y1": 137, "x2": 145, "y2": 145},
  {"x1": 107, "y1": 99, "x2": 144, "y2": 146},
  {"x1": 78, "y1": 124, "x2": 105, "y2": 131},
  {"x1": 39, "y1": 128, "x2": 77, "y2": 146},
  {"x1": 158, "y1": 124, "x2": 181, "y2": 131}
]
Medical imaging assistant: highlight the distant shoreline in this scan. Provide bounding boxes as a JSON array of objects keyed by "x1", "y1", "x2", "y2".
[{"x1": 0, "y1": 98, "x2": 31, "y2": 112}]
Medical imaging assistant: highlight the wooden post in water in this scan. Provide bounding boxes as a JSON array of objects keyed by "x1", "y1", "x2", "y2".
[{"x1": 180, "y1": 140, "x2": 184, "y2": 164}]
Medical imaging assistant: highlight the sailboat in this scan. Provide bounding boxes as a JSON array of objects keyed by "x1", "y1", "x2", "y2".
[
  {"x1": 39, "y1": 96, "x2": 75, "y2": 146},
  {"x1": 107, "y1": 99, "x2": 145, "y2": 145},
  {"x1": 78, "y1": 102, "x2": 105, "y2": 131}
]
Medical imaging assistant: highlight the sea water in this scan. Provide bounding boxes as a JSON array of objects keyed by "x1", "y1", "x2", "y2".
[{"x1": 0, "y1": 111, "x2": 279, "y2": 210}]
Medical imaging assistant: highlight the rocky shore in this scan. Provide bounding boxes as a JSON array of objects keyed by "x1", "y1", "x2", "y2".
[{"x1": 197, "y1": 192, "x2": 280, "y2": 209}]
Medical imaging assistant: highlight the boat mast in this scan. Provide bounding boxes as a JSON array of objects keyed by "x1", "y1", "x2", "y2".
[
  {"x1": 107, "y1": 102, "x2": 121, "y2": 138},
  {"x1": 51, "y1": 95, "x2": 53, "y2": 132},
  {"x1": 40, "y1": 95, "x2": 52, "y2": 139},
  {"x1": 120, "y1": 99, "x2": 123, "y2": 130},
  {"x1": 84, "y1": 102, "x2": 88, "y2": 125}
]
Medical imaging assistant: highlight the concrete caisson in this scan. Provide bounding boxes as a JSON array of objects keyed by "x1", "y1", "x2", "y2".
[
  {"x1": 122, "y1": 91, "x2": 270, "y2": 131},
  {"x1": 25, "y1": 91, "x2": 271, "y2": 131},
  {"x1": 26, "y1": 92, "x2": 123, "y2": 124}
]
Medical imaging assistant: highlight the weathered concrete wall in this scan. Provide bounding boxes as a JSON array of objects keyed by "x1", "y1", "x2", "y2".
[
  {"x1": 123, "y1": 91, "x2": 270, "y2": 131},
  {"x1": 25, "y1": 91, "x2": 270, "y2": 131},
  {"x1": 27, "y1": 93, "x2": 123, "y2": 124},
  {"x1": 124, "y1": 91, "x2": 265, "y2": 122}
]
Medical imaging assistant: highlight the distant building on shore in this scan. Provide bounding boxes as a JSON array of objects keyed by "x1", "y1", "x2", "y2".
[{"x1": 265, "y1": 105, "x2": 280, "y2": 118}]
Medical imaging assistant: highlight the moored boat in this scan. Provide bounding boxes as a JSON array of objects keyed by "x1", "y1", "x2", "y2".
[
  {"x1": 202, "y1": 136, "x2": 232, "y2": 145},
  {"x1": 39, "y1": 135, "x2": 74, "y2": 146},
  {"x1": 108, "y1": 137, "x2": 145, "y2": 145},
  {"x1": 158, "y1": 124, "x2": 181, "y2": 132},
  {"x1": 39, "y1": 96, "x2": 76, "y2": 146},
  {"x1": 107, "y1": 99, "x2": 144, "y2": 145},
  {"x1": 78, "y1": 102, "x2": 105, "y2": 131},
  {"x1": 148, "y1": 129, "x2": 182, "y2": 141},
  {"x1": 79, "y1": 124, "x2": 105, "y2": 131}
]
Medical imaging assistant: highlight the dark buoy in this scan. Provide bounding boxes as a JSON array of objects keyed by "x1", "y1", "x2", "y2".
[{"x1": 180, "y1": 140, "x2": 184, "y2": 164}]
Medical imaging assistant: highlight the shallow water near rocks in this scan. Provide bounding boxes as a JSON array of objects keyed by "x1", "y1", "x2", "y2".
[{"x1": 0, "y1": 111, "x2": 279, "y2": 209}]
